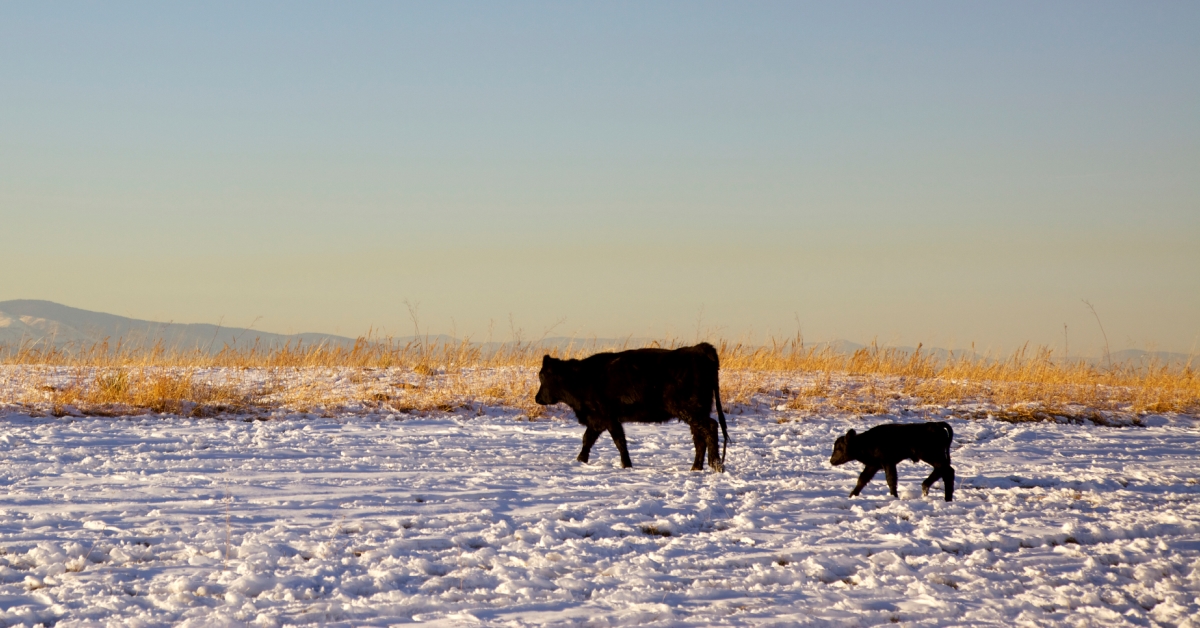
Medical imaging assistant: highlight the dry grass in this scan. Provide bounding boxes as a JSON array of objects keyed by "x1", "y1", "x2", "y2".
[
  {"x1": 0, "y1": 336, "x2": 595, "y2": 418},
  {"x1": 20, "y1": 368, "x2": 251, "y2": 417},
  {"x1": 784, "y1": 342, "x2": 1199, "y2": 419},
  {"x1": 1, "y1": 336, "x2": 1197, "y2": 422}
]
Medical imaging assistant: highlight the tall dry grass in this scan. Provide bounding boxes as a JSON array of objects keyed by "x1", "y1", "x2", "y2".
[
  {"x1": 1, "y1": 336, "x2": 1196, "y2": 421},
  {"x1": 0, "y1": 336, "x2": 604, "y2": 418},
  {"x1": 714, "y1": 339, "x2": 1199, "y2": 419}
]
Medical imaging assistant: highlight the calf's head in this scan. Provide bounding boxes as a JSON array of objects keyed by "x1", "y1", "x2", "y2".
[
  {"x1": 829, "y1": 429, "x2": 856, "y2": 466},
  {"x1": 535, "y1": 356, "x2": 570, "y2": 406}
]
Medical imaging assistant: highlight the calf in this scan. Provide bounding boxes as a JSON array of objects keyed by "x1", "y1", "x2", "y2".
[
  {"x1": 829, "y1": 422, "x2": 955, "y2": 501},
  {"x1": 534, "y1": 343, "x2": 729, "y2": 472}
]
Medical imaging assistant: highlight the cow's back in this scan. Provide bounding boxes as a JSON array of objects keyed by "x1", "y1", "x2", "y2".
[{"x1": 581, "y1": 346, "x2": 717, "y2": 422}]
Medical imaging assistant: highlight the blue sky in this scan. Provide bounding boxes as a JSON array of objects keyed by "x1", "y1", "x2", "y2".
[{"x1": 2, "y1": 2, "x2": 1197, "y2": 354}]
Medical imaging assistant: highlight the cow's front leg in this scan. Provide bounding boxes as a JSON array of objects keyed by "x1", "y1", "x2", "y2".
[
  {"x1": 578, "y1": 426, "x2": 602, "y2": 463},
  {"x1": 884, "y1": 464, "x2": 899, "y2": 498},
  {"x1": 850, "y1": 465, "x2": 879, "y2": 497},
  {"x1": 608, "y1": 420, "x2": 633, "y2": 468}
]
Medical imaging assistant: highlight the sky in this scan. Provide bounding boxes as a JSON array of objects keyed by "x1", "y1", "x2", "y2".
[{"x1": 2, "y1": 2, "x2": 1198, "y2": 355}]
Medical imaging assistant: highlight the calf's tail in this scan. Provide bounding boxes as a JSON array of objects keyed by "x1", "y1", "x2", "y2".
[
  {"x1": 715, "y1": 386, "x2": 729, "y2": 463},
  {"x1": 939, "y1": 421, "x2": 953, "y2": 460}
]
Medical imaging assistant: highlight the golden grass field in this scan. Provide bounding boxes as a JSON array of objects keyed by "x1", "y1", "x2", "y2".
[{"x1": 1, "y1": 337, "x2": 1197, "y2": 424}]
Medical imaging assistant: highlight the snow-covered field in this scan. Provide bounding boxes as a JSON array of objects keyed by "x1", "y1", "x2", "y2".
[{"x1": 1, "y1": 372, "x2": 1199, "y2": 626}]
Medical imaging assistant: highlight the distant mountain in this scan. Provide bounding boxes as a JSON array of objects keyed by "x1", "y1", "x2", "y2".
[
  {"x1": 1108, "y1": 348, "x2": 1198, "y2": 367},
  {"x1": 6, "y1": 301, "x2": 1194, "y2": 365},
  {"x1": 0, "y1": 301, "x2": 661, "y2": 354},
  {"x1": 0, "y1": 300, "x2": 358, "y2": 351}
]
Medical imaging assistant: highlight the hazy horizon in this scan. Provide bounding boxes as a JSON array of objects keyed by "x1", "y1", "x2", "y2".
[
  {"x1": 3, "y1": 2, "x2": 1197, "y2": 356},
  {"x1": 2, "y1": 298, "x2": 1194, "y2": 361}
]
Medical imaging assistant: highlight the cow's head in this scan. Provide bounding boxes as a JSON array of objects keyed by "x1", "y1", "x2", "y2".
[
  {"x1": 535, "y1": 355, "x2": 571, "y2": 406},
  {"x1": 829, "y1": 429, "x2": 855, "y2": 466}
]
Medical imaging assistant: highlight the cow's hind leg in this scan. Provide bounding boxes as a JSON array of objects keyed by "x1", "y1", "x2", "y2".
[
  {"x1": 884, "y1": 464, "x2": 899, "y2": 498},
  {"x1": 608, "y1": 421, "x2": 634, "y2": 468},
  {"x1": 701, "y1": 416, "x2": 724, "y2": 473},
  {"x1": 578, "y1": 427, "x2": 602, "y2": 464},
  {"x1": 942, "y1": 465, "x2": 955, "y2": 502},
  {"x1": 850, "y1": 465, "x2": 879, "y2": 497},
  {"x1": 688, "y1": 423, "x2": 706, "y2": 471}
]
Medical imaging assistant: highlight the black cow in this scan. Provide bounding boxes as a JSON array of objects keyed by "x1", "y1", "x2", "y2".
[
  {"x1": 829, "y1": 422, "x2": 955, "y2": 501},
  {"x1": 534, "y1": 343, "x2": 730, "y2": 472}
]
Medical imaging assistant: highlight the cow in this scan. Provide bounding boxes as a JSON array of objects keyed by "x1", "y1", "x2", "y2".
[
  {"x1": 829, "y1": 422, "x2": 955, "y2": 501},
  {"x1": 534, "y1": 343, "x2": 730, "y2": 472}
]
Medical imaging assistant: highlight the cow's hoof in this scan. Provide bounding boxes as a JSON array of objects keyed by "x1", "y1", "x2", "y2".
[{"x1": 691, "y1": 465, "x2": 704, "y2": 472}]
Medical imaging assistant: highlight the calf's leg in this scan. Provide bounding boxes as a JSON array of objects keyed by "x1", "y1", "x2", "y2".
[
  {"x1": 608, "y1": 420, "x2": 634, "y2": 468},
  {"x1": 578, "y1": 427, "x2": 602, "y2": 463},
  {"x1": 850, "y1": 465, "x2": 879, "y2": 497},
  {"x1": 942, "y1": 465, "x2": 955, "y2": 502},
  {"x1": 921, "y1": 465, "x2": 944, "y2": 497},
  {"x1": 884, "y1": 464, "x2": 899, "y2": 498}
]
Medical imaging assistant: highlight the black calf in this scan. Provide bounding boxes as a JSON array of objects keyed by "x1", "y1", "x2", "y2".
[{"x1": 829, "y1": 422, "x2": 955, "y2": 501}]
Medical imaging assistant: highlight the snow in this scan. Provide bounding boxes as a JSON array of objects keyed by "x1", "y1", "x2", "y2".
[{"x1": 1, "y1": 369, "x2": 1199, "y2": 626}]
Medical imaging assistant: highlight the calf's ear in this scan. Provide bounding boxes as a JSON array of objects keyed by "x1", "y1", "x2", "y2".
[
  {"x1": 542, "y1": 355, "x2": 553, "y2": 367},
  {"x1": 846, "y1": 429, "x2": 856, "y2": 439}
]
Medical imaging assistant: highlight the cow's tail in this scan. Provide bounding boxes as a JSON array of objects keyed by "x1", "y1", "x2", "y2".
[
  {"x1": 715, "y1": 382, "x2": 729, "y2": 464},
  {"x1": 700, "y1": 342, "x2": 731, "y2": 464},
  {"x1": 939, "y1": 421, "x2": 953, "y2": 460}
]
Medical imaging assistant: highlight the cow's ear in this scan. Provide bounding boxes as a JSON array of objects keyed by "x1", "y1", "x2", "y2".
[
  {"x1": 542, "y1": 355, "x2": 553, "y2": 366},
  {"x1": 846, "y1": 429, "x2": 856, "y2": 439}
]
